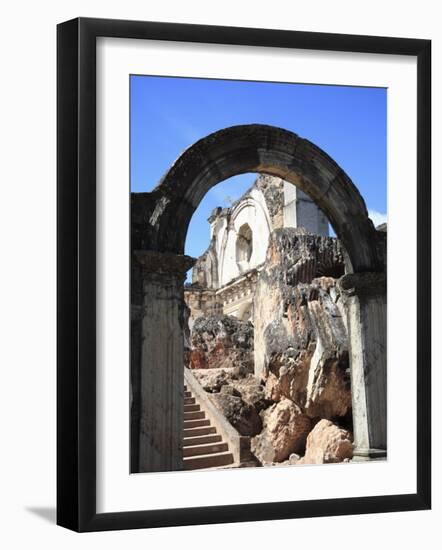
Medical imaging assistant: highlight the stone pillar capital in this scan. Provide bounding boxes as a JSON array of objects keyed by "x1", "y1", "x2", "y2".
[
  {"x1": 134, "y1": 250, "x2": 196, "y2": 277},
  {"x1": 338, "y1": 271, "x2": 386, "y2": 298}
]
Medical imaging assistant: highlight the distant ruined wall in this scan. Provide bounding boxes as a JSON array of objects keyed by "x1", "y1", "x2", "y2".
[
  {"x1": 190, "y1": 174, "x2": 329, "y2": 294},
  {"x1": 185, "y1": 174, "x2": 330, "y2": 323}
]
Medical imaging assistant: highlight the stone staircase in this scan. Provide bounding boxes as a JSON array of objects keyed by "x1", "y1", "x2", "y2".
[{"x1": 183, "y1": 384, "x2": 234, "y2": 470}]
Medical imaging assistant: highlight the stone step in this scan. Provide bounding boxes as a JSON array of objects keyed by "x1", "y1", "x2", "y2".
[
  {"x1": 183, "y1": 434, "x2": 222, "y2": 447},
  {"x1": 184, "y1": 397, "x2": 196, "y2": 405},
  {"x1": 184, "y1": 410, "x2": 205, "y2": 421},
  {"x1": 183, "y1": 442, "x2": 228, "y2": 458},
  {"x1": 184, "y1": 403, "x2": 200, "y2": 413},
  {"x1": 184, "y1": 391, "x2": 192, "y2": 398},
  {"x1": 183, "y1": 426, "x2": 217, "y2": 438},
  {"x1": 183, "y1": 451, "x2": 234, "y2": 470},
  {"x1": 183, "y1": 419, "x2": 210, "y2": 429}
]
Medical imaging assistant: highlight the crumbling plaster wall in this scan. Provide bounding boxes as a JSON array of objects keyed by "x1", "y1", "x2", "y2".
[{"x1": 215, "y1": 187, "x2": 272, "y2": 287}]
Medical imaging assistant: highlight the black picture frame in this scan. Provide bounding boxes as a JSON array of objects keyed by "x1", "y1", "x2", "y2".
[{"x1": 57, "y1": 17, "x2": 431, "y2": 532}]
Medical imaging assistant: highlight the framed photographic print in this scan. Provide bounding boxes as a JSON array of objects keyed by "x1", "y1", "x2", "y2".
[{"x1": 57, "y1": 17, "x2": 431, "y2": 532}]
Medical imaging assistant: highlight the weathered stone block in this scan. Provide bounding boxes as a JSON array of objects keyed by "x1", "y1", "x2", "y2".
[
  {"x1": 251, "y1": 398, "x2": 311, "y2": 463},
  {"x1": 210, "y1": 391, "x2": 262, "y2": 437},
  {"x1": 298, "y1": 419, "x2": 353, "y2": 464},
  {"x1": 253, "y1": 230, "x2": 351, "y2": 422}
]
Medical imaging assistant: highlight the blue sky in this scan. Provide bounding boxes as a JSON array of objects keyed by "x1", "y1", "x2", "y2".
[{"x1": 130, "y1": 75, "x2": 387, "y2": 267}]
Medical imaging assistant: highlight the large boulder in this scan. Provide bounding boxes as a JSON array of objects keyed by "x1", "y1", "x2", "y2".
[
  {"x1": 251, "y1": 398, "x2": 311, "y2": 463},
  {"x1": 233, "y1": 378, "x2": 271, "y2": 413},
  {"x1": 189, "y1": 314, "x2": 254, "y2": 371},
  {"x1": 260, "y1": 280, "x2": 351, "y2": 419},
  {"x1": 191, "y1": 367, "x2": 231, "y2": 393},
  {"x1": 298, "y1": 419, "x2": 353, "y2": 464},
  {"x1": 254, "y1": 230, "x2": 351, "y2": 421},
  {"x1": 210, "y1": 388, "x2": 262, "y2": 436},
  {"x1": 192, "y1": 367, "x2": 271, "y2": 412}
]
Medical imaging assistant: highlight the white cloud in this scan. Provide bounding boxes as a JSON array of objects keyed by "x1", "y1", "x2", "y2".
[{"x1": 368, "y1": 209, "x2": 387, "y2": 228}]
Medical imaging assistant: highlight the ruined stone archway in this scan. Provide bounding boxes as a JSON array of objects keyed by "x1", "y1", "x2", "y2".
[
  {"x1": 132, "y1": 124, "x2": 384, "y2": 273},
  {"x1": 131, "y1": 124, "x2": 387, "y2": 473}
]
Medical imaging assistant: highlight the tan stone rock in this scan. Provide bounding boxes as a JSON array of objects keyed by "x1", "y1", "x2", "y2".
[
  {"x1": 192, "y1": 367, "x2": 231, "y2": 392},
  {"x1": 251, "y1": 398, "x2": 311, "y2": 463},
  {"x1": 264, "y1": 351, "x2": 312, "y2": 407},
  {"x1": 298, "y1": 419, "x2": 353, "y2": 464},
  {"x1": 302, "y1": 298, "x2": 351, "y2": 418}
]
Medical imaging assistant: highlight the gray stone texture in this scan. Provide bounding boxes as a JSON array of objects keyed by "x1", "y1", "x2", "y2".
[
  {"x1": 339, "y1": 272, "x2": 387, "y2": 457},
  {"x1": 132, "y1": 251, "x2": 195, "y2": 473}
]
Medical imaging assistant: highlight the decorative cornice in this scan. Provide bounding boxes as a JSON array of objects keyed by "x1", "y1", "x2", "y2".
[{"x1": 184, "y1": 287, "x2": 216, "y2": 297}]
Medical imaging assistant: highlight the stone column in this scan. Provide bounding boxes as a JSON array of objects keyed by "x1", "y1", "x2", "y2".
[
  {"x1": 339, "y1": 272, "x2": 387, "y2": 460},
  {"x1": 133, "y1": 250, "x2": 195, "y2": 473}
]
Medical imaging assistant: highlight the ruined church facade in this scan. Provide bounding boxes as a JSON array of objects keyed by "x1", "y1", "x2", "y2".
[{"x1": 185, "y1": 174, "x2": 329, "y2": 326}]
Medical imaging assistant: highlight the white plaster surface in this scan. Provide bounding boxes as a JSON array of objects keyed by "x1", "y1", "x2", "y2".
[{"x1": 219, "y1": 190, "x2": 271, "y2": 286}]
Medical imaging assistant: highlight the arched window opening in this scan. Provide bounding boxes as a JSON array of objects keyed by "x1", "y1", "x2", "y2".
[{"x1": 236, "y1": 223, "x2": 253, "y2": 272}]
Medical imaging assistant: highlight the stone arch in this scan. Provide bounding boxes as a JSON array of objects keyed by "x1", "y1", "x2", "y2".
[
  {"x1": 131, "y1": 124, "x2": 387, "y2": 472},
  {"x1": 134, "y1": 124, "x2": 383, "y2": 274}
]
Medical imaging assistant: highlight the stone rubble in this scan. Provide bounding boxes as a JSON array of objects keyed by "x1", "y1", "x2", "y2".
[
  {"x1": 210, "y1": 387, "x2": 262, "y2": 437},
  {"x1": 187, "y1": 314, "x2": 254, "y2": 371},
  {"x1": 187, "y1": 229, "x2": 355, "y2": 466}
]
